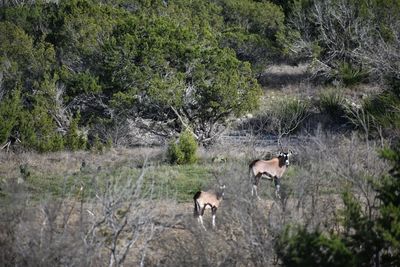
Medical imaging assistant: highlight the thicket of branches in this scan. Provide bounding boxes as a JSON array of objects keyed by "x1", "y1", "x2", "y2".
[
  {"x1": 282, "y1": 0, "x2": 400, "y2": 84},
  {"x1": 0, "y1": 160, "x2": 161, "y2": 267}
]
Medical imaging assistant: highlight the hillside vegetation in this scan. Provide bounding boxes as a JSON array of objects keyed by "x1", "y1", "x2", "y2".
[{"x1": 1, "y1": 0, "x2": 400, "y2": 266}]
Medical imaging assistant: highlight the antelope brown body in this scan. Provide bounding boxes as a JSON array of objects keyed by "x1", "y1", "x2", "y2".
[
  {"x1": 193, "y1": 185, "x2": 225, "y2": 230},
  {"x1": 249, "y1": 151, "x2": 291, "y2": 199}
]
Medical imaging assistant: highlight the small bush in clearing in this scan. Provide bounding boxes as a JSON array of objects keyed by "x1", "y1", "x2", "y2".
[{"x1": 167, "y1": 129, "x2": 198, "y2": 164}]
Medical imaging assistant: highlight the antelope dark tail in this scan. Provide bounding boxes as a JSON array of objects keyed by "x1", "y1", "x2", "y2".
[
  {"x1": 193, "y1": 191, "x2": 201, "y2": 217},
  {"x1": 249, "y1": 159, "x2": 259, "y2": 176},
  {"x1": 249, "y1": 159, "x2": 259, "y2": 169}
]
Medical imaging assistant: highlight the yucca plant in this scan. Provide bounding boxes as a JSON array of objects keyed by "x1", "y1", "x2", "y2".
[{"x1": 319, "y1": 88, "x2": 346, "y2": 122}]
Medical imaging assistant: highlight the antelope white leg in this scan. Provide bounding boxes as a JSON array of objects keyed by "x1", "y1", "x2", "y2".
[
  {"x1": 198, "y1": 216, "x2": 207, "y2": 231},
  {"x1": 275, "y1": 184, "x2": 281, "y2": 199},
  {"x1": 252, "y1": 185, "x2": 257, "y2": 196},
  {"x1": 212, "y1": 214, "x2": 216, "y2": 228},
  {"x1": 253, "y1": 185, "x2": 261, "y2": 200}
]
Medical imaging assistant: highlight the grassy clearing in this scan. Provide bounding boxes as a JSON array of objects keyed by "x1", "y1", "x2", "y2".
[
  {"x1": 1, "y1": 126, "x2": 387, "y2": 206},
  {"x1": 144, "y1": 164, "x2": 213, "y2": 202},
  {"x1": 0, "y1": 149, "x2": 218, "y2": 203}
]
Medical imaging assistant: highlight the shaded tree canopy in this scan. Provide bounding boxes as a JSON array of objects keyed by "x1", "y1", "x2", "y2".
[
  {"x1": 1, "y1": 0, "x2": 399, "y2": 151},
  {"x1": 0, "y1": 0, "x2": 279, "y2": 149}
]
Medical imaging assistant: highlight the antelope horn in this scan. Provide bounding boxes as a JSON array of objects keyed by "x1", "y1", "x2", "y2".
[{"x1": 211, "y1": 171, "x2": 222, "y2": 186}]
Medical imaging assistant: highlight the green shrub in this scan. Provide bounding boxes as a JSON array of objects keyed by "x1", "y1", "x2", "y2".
[
  {"x1": 337, "y1": 62, "x2": 366, "y2": 87},
  {"x1": 167, "y1": 142, "x2": 185, "y2": 164},
  {"x1": 19, "y1": 111, "x2": 37, "y2": 148},
  {"x1": 362, "y1": 78, "x2": 400, "y2": 136},
  {"x1": 277, "y1": 144, "x2": 400, "y2": 266},
  {"x1": 91, "y1": 134, "x2": 104, "y2": 153},
  {"x1": 0, "y1": 89, "x2": 22, "y2": 144},
  {"x1": 271, "y1": 98, "x2": 310, "y2": 134},
  {"x1": 276, "y1": 226, "x2": 355, "y2": 267},
  {"x1": 319, "y1": 88, "x2": 346, "y2": 121},
  {"x1": 178, "y1": 129, "x2": 198, "y2": 164},
  {"x1": 105, "y1": 138, "x2": 113, "y2": 150},
  {"x1": 65, "y1": 113, "x2": 87, "y2": 151},
  {"x1": 251, "y1": 97, "x2": 310, "y2": 136},
  {"x1": 167, "y1": 129, "x2": 198, "y2": 164},
  {"x1": 25, "y1": 103, "x2": 64, "y2": 152}
]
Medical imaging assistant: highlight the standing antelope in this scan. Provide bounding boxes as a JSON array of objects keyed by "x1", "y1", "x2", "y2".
[
  {"x1": 249, "y1": 151, "x2": 292, "y2": 199},
  {"x1": 193, "y1": 184, "x2": 225, "y2": 230}
]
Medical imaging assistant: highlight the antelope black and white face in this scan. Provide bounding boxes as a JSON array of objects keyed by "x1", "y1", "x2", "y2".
[{"x1": 279, "y1": 151, "x2": 291, "y2": 166}]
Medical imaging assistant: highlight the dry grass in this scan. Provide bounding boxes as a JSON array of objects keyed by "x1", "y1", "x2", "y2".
[
  {"x1": 257, "y1": 63, "x2": 383, "y2": 117},
  {"x1": 0, "y1": 131, "x2": 391, "y2": 266},
  {"x1": 260, "y1": 63, "x2": 310, "y2": 89},
  {"x1": 0, "y1": 147, "x2": 164, "y2": 179}
]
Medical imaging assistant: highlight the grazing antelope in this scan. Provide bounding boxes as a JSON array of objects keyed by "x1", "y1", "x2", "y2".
[
  {"x1": 193, "y1": 184, "x2": 225, "y2": 230},
  {"x1": 249, "y1": 151, "x2": 292, "y2": 199}
]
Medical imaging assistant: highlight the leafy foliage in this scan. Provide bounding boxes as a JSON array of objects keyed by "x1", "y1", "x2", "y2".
[
  {"x1": 0, "y1": 0, "x2": 271, "y2": 151},
  {"x1": 277, "y1": 143, "x2": 400, "y2": 266},
  {"x1": 167, "y1": 141, "x2": 185, "y2": 165},
  {"x1": 100, "y1": 13, "x2": 262, "y2": 142},
  {"x1": 2, "y1": 0, "x2": 397, "y2": 153},
  {"x1": 277, "y1": 226, "x2": 355, "y2": 267},
  {"x1": 362, "y1": 77, "x2": 400, "y2": 138},
  {"x1": 65, "y1": 112, "x2": 87, "y2": 151},
  {"x1": 217, "y1": 0, "x2": 285, "y2": 73},
  {"x1": 0, "y1": 89, "x2": 22, "y2": 144},
  {"x1": 167, "y1": 129, "x2": 198, "y2": 165},
  {"x1": 377, "y1": 146, "x2": 400, "y2": 265}
]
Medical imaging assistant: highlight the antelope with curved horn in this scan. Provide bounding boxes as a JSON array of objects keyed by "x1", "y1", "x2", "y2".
[
  {"x1": 249, "y1": 150, "x2": 292, "y2": 199},
  {"x1": 193, "y1": 175, "x2": 225, "y2": 230}
]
